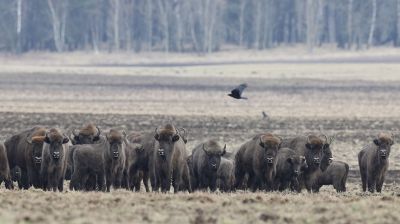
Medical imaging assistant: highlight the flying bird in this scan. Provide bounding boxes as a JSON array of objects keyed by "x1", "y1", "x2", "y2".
[{"x1": 228, "y1": 83, "x2": 248, "y2": 99}]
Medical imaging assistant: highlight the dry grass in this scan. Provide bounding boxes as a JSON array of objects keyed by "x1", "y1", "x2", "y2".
[{"x1": 1, "y1": 183, "x2": 400, "y2": 224}]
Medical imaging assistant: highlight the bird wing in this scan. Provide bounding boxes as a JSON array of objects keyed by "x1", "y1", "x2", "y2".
[{"x1": 237, "y1": 83, "x2": 247, "y2": 94}]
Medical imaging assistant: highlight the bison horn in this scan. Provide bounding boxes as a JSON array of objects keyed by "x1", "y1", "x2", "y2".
[
  {"x1": 26, "y1": 136, "x2": 33, "y2": 144},
  {"x1": 155, "y1": 127, "x2": 159, "y2": 135},
  {"x1": 306, "y1": 135, "x2": 312, "y2": 144},
  {"x1": 95, "y1": 126, "x2": 101, "y2": 137},
  {"x1": 202, "y1": 144, "x2": 208, "y2": 153},
  {"x1": 72, "y1": 129, "x2": 79, "y2": 137}
]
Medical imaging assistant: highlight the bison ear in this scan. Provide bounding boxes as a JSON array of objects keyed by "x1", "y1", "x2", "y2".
[
  {"x1": 44, "y1": 136, "x2": 50, "y2": 144},
  {"x1": 172, "y1": 134, "x2": 180, "y2": 142},
  {"x1": 62, "y1": 137, "x2": 69, "y2": 144},
  {"x1": 305, "y1": 143, "x2": 312, "y2": 150},
  {"x1": 373, "y1": 139, "x2": 380, "y2": 146},
  {"x1": 259, "y1": 142, "x2": 265, "y2": 148},
  {"x1": 93, "y1": 136, "x2": 100, "y2": 142},
  {"x1": 154, "y1": 133, "x2": 160, "y2": 141},
  {"x1": 287, "y1": 157, "x2": 293, "y2": 164},
  {"x1": 323, "y1": 143, "x2": 330, "y2": 150}
]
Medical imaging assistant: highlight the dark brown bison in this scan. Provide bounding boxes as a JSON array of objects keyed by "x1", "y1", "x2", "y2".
[
  {"x1": 358, "y1": 133, "x2": 394, "y2": 193},
  {"x1": 70, "y1": 129, "x2": 126, "y2": 192},
  {"x1": 123, "y1": 132, "x2": 146, "y2": 191},
  {"x1": 0, "y1": 143, "x2": 13, "y2": 189},
  {"x1": 314, "y1": 161, "x2": 349, "y2": 192},
  {"x1": 150, "y1": 124, "x2": 191, "y2": 193},
  {"x1": 234, "y1": 133, "x2": 282, "y2": 191},
  {"x1": 40, "y1": 128, "x2": 70, "y2": 192},
  {"x1": 274, "y1": 148, "x2": 307, "y2": 192},
  {"x1": 70, "y1": 124, "x2": 101, "y2": 145},
  {"x1": 4, "y1": 127, "x2": 46, "y2": 189},
  {"x1": 217, "y1": 157, "x2": 235, "y2": 192},
  {"x1": 282, "y1": 135, "x2": 327, "y2": 192},
  {"x1": 191, "y1": 140, "x2": 226, "y2": 192},
  {"x1": 67, "y1": 124, "x2": 102, "y2": 189}
]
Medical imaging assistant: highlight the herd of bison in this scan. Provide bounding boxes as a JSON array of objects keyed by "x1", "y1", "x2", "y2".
[{"x1": 0, "y1": 123, "x2": 394, "y2": 194}]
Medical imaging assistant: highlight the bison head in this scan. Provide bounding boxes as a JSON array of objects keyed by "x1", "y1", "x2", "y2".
[
  {"x1": 71, "y1": 124, "x2": 101, "y2": 145},
  {"x1": 154, "y1": 125, "x2": 180, "y2": 161},
  {"x1": 202, "y1": 141, "x2": 226, "y2": 172},
  {"x1": 44, "y1": 129, "x2": 69, "y2": 160},
  {"x1": 258, "y1": 133, "x2": 282, "y2": 165},
  {"x1": 320, "y1": 136, "x2": 334, "y2": 172},
  {"x1": 373, "y1": 133, "x2": 394, "y2": 160},
  {"x1": 26, "y1": 129, "x2": 46, "y2": 165},
  {"x1": 106, "y1": 129, "x2": 125, "y2": 159},
  {"x1": 304, "y1": 134, "x2": 326, "y2": 168},
  {"x1": 287, "y1": 155, "x2": 307, "y2": 177}
]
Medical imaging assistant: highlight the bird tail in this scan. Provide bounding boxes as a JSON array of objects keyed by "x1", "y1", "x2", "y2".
[{"x1": 241, "y1": 97, "x2": 248, "y2": 100}]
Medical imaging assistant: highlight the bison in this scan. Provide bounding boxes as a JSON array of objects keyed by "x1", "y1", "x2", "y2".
[
  {"x1": 70, "y1": 129, "x2": 126, "y2": 192},
  {"x1": 70, "y1": 124, "x2": 101, "y2": 145},
  {"x1": 358, "y1": 133, "x2": 394, "y2": 193},
  {"x1": 314, "y1": 161, "x2": 349, "y2": 192},
  {"x1": 282, "y1": 134, "x2": 327, "y2": 192},
  {"x1": 217, "y1": 157, "x2": 235, "y2": 192},
  {"x1": 191, "y1": 140, "x2": 226, "y2": 192},
  {"x1": 40, "y1": 128, "x2": 70, "y2": 192},
  {"x1": 234, "y1": 133, "x2": 282, "y2": 191},
  {"x1": 0, "y1": 143, "x2": 13, "y2": 189},
  {"x1": 150, "y1": 124, "x2": 191, "y2": 193},
  {"x1": 274, "y1": 147, "x2": 307, "y2": 192},
  {"x1": 4, "y1": 127, "x2": 46, "y2": 189},
  {"x1": 123, "y1": 132, "x2": 147, "y2": 191}
]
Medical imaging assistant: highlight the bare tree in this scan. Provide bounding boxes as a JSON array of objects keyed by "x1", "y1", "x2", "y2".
[
  {"x1": 239, "y1": 0, "x2": 246, "y2": 47},
  {"x1": 397, "y1": 0, "x2": 400, "y2": 46},
  {"x1": 347, "y1": 0, "x2": 353, "y2": 49},
  {"x1": 16, "y1": 0, "x2": 22, "y2": 53},
  {"x1": 367, "y1": 0, "x2": 377, "y2": 48},
  {"x1": 47, "y1": 0, "x2": 68, "y2": 52}
]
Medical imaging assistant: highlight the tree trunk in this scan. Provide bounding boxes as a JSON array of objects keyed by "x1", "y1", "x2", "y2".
[
  {"x1": 47, "y1": 0, "x2": 67, "y2": 52},
  {"x1": 239, "y1": 0, "x2": 245, "y2": 47},
  {"x1": 113, "y1": 0, "x2": 120, "y2": 50},
  {"x1": 397, "y1": 0, "x2": 400, "y2": 46},
  {"x1": 157, "y1": 0, "x2": 169, "y2": 53},
  {"x1": 16, "y1": 0, "x2": 22, "y2": 53},
  {"x1": 367, "y1": 0, "x2": 377, "y2": 48},
  {"x1": 327, "y1": 1, "x2": 336, "y2": 43},
  {"x1": 306, "y1": 0, "x2": 315, "y2": 53},
  {"x1": 347, "y1": 0, "x2": 353, "y2": 49},
  {"x1": 253, "y1": 0, "x2": 262, "y2": 49},
  {"x1": 147, "y1": 0, "x2": 153, "y2": 51}
]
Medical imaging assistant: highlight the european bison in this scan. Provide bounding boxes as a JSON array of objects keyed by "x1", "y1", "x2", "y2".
[
  {"x1": 358, "y1": 133, "x2": 394, "y2": 193},
  {"x1": 0, "y1": 143, "x2": 13, "y2": 189},
  {"x1": 314, "y1": 161, "x2": 349, "y2": 192},
  {"x1": 124, "y1": 132, "x2": 147, "y2": 191},
  {"x1": 41, "y1": 128, "x2": 70, "y2": 192},
  {"x1": 234, "y1": 133, "x2": 282, "y2": 191},
  {"x1": 191, "y1": 140, "x2": 226, "y2": 192},
  {"x1": 70, "y1": 124, "x2": 101, "y2": 145},
  {"x1": 150, "y1": 124, "x2": 191, "y2": 193},
  {"x1": 67, "y1": 124, "x2": 102, "y2": 188},
  {"x1": 274, "y1": 148, "x2": 307, "y2": 192},
  {"x1": 217, "y1": 157, "x2": 235, "y2": 192},
  {"x1": 4, "y1": 127, "x2": 46, "y2": 189},
  {"x1": 70, "y1": 129, "x2": 126, "y2": 192},
  {"x1": 282, "y1": 135, "x2": 327, "y2": 192}
]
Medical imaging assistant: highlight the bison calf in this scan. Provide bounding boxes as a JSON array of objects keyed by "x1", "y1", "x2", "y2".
[
  {"x1": 314, "y1": 161, "x2": 349, "y2": 192},
  {"x1": 274, "y1": 148, "x2": 307, "y2": 192},
  {"x1": 191, "y1": 140, "x2": 226, "y2": 192},
  {"x1": 217, "y1": 157, "x2": 235, "y2": 192},
  {"x1": 358, "y1": 133, "x2": 394, "y2": 193}
]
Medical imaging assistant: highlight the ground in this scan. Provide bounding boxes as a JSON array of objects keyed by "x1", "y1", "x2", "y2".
[{"x1": 0, "y1": 49, "x2": 400, "y2": 223}]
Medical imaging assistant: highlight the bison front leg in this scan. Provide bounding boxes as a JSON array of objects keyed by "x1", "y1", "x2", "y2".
[
  {"x1": 106, "y1": 170, "x2": 112, "y2": 192},
  {"x1": 58, "y1": 177, "x2": 64, "y2": 192},
  {"x1": 20, "y1": 169, "x2": 30, "y2": 190},
  {"x1": 97, "y1": 171, "x2": 106, "y2": 192},
  {"x1": 376, "y1": 175, "x2": 385, "y2": 193},
  {"x1": 367, "y1": 175, "x2": 376, "y2": 193},
  {"x1": 143, "y1": 171, "x2": 150, "y2": 192},
  {"x1": 172, "y1": 169, "x2": 183, "y2": 193}
]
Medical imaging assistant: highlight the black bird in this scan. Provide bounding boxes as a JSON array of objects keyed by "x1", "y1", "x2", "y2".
[
  {"x1": 262, "y1": 111, "x2": 268, "y2": 119},
  {"x1": 228, "y1": 83, "x2": 248, "y2": 99}
]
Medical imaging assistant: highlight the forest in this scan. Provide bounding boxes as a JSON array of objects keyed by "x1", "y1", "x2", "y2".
[{"x1": 0, "y1": 0, "x2": 399, "y2": 53}]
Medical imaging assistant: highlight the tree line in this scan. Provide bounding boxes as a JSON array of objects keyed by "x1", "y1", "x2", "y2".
[{"x1": 0, "y1": 0, "x2": 399, "y2": 54}]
